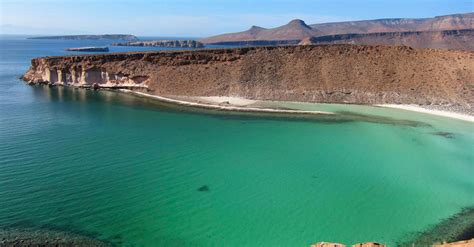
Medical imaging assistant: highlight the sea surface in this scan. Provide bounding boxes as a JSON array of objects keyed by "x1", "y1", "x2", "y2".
[{"x1": 0, "y1": 35, "x2": 473, "y2": 246}]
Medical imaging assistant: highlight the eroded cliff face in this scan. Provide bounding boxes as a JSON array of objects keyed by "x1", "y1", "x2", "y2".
[
  {"x1": 299, "y1": 29, "x2": 474, "y2": 51},
  {"x1": 22, "y1": 45, "x2": 474, "y2": 107},
  {"x1": 23, "y1": 55, "x2": 150, "y2": 89}
]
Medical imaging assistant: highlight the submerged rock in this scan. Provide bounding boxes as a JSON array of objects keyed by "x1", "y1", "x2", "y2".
[
  {"x1": 197, "y1": 185, "x2": 210, "y2": 192},
  {"x1": 432, "y1": 131, "x2": 456, "y2": 139},
  {"x1": 400, "y1": 207, "x2": 474, "y2": 246},
  {"x1": 0, "y1": 227, "x2": 112, "y2": 246}
]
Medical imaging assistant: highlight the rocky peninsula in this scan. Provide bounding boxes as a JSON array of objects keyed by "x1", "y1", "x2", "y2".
[
  {"x1": 28, "y1": 34, "x2": 138, "y2": 41},
  {"x1": 21, "y1": 45, "x2": 473, "y2": 115},
  {"x1": 112, "y1": 40, "x2": 204, "y2": 48},
  {"x1": 65, "y1": 47, "x2": 109, "y2": 52}
]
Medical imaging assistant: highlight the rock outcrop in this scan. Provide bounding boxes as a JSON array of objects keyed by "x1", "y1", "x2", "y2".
[
  {"x1": 112, "y1": 40, "x2": 204, "y2": 48},
  {"x1": 310, "y1": 240, "x2": 474, "y2": 247},
  {"x1": 298, "y1": 29, "x2": 474, "y2": 51},
  {"x1": 22, "y1": 45, "x2": 473, "y2": 109},
  {"x1": 433, "y1": 238, "x2": 474, "y2": 247},
  {"x1": 28, "y1": 34, "x2": 139, "y2": 41},
  {"x1": 298, "y1": 37, "x2": 314, "y2": 46},
  {"x1": 65, "y1": 47, "x2": 109, "y2": 52},
  {"x1": 311, "y1": 242, "x2": 347, "y2": 247},
  {"x1": 352, "y1": 243, "x2": 385, "y2": 247}
]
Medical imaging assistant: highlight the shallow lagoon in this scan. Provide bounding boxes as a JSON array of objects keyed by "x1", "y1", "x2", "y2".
[{"x1": 1, "y1": 36, "x2": 473, "y2": 246}]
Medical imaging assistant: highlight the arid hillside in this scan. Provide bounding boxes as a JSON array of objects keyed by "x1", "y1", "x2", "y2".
[
  {"x1": 309, "y1": 13, "x2": 474, "y2": 35},
  {"x1": 200, "y1": 13, "x2": 474, "y2": 46},
  {"x1": 200, "y1": 19, "x2": 315, "y2": 44},
  {"x1": 23, "y1": 45, "x2": 473, "y2": 107},
  {"x1": 299, "y1": 29, "x2": 474, "y2": 51}
]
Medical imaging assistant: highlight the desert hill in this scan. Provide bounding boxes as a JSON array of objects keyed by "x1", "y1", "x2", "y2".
[{"x1": 200, "y1": 13, "x2": 474, "y2": 48}]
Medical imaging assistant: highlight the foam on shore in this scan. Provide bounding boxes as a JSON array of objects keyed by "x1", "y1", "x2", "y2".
[{"x1": 377, "y1": 104, "x2": 474, "y2": 123}]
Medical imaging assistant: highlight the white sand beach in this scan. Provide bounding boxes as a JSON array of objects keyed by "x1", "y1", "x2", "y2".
[
  {"x1": 120, "y1": 90, "x2": 474, "y2": 123},
  {"x1": 378, "y1": 104, "x2": 474, "y2": 123},
  {"x1": 120, "y1": 90, "x2": 333, "y2": 115}
]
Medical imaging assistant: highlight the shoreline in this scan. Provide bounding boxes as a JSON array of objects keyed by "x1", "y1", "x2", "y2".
[
  {"x1": 121, "y1": 90, "x2": 474, "y2": 123},
  {"x1": 120, "y1": 90, "x2": 334, "y2": 115},
  {"x1": 377, "y1": 104, "x2": 474, "y2": 123}
]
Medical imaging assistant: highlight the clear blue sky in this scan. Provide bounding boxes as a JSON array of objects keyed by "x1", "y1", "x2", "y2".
[{"x1": 0, "y1": 0, "x2": 472, "y2": 36}]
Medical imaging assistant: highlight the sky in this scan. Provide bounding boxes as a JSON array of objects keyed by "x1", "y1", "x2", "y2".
[{"x1": 0, "y1": 0, "x2": 472, "y2": 37}]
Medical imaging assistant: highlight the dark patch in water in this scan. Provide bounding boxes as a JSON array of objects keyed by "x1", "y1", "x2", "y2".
[
  {"x1": 43, "y1": 87, "x2": 434, "y2": 128},
  {"x1": 399, "y1": 207, "x2": 474, "y2": 246},
  {"x1": 198, "y1": 185, "x2": 210, "y2": 192},
  {"x1": 0, "y1": 226, "x2": 114, "y2": 246},
  {"x1": 211, "y1": 113, "x2": 354, "y2": 124},
  {"x1": 110, "y1": 234, "x2": 122, "y2": 240},
  {"x1": 432, "y1": 131, "x2": 456, "y2": 139},
  {"x1": 411, "y1": 138, "x2": 423, "y2": 145},
  {"x1": 456, "y1": 223, "x2": 474, "y2": 242},
  {"x1": 2, "y1": 220, "x2": 116, "y2": 246},
  {"x1": 335, "y1": 111, "x2": 431, "y2": 128}
]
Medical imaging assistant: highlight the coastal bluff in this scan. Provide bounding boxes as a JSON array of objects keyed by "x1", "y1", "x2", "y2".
[
  {"x1": 112, "y1": 40, "x2": 204, "y2": 48},
  {"x1": 22, "y1": 45, "x2": 473, "y2": 108}
]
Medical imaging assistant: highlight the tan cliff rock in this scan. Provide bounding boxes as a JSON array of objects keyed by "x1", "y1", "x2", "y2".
[
  {"x1": 311, "y1": 242, "x2": 347, "y2": 247},
  {"x1": 22, "y1": 45, "x2": 474, "y2": 111},
  {"x1": 433, "y1": 239, "x2": 474, "y2": 247},
  {"x1": 298, "y1": 29, "x2": 474, "y2": 51},
  {"x1": 309, "y1": 239, "x2": 474, "y2": 247}
]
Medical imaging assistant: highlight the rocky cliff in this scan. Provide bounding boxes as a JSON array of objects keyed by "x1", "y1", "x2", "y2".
[
  {"x1": 22, "y1": 45, "x2": 473, "y2": 107},
  {"x1": 298, "y1": 29, "x2": 474, "y2": 51},
  {"x1": 112, "y1": 40, "x2": 204, "y2": 48}
]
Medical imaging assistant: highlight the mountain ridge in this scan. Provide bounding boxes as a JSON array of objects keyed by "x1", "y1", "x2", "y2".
[{"x1": 200, "y1": 13, "x2": 474, "y2": 44}]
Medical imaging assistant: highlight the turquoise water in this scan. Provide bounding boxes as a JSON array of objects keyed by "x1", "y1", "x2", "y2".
[{"x1": 0, "y1": 36, "x2": 473, "y2": 246}]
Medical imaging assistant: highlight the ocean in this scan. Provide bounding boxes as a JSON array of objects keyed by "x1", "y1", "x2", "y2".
[{"x1": 0, "y1": 35, "x2": 473, "y2": 246}]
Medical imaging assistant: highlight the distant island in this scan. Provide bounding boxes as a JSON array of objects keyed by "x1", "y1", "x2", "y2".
[
  {"x1": 28, "y1": 34, "x2": 138, "y2": 41},
  {"x1": 112, "y1": 40, "x2": 204, "y2": 48},
  {"x1": 65, "y1": 47, "x2": 109, "y2": 52}
]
